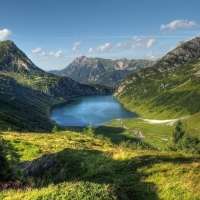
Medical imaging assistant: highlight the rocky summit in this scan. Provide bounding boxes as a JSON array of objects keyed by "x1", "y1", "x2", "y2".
[{"x1": 56, "y1": 56, "x2": 154, "y2": 86}]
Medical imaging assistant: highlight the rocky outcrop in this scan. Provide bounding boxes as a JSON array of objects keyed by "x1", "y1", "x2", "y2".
[
  {"x1": 56, "y1": 56, "x2": 154, "y2": 86},
  {"x1": 0, "y1": 40, "x2": 39, "y2": 70},
  {"x1": 21, "y1": 154, "x2": 58, "y2": 176}
]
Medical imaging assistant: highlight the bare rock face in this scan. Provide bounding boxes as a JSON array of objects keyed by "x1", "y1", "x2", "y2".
[
  {"x1": 56, "y1": 56, "x2": 154, "y2": 86},
  {"x1": 0, "y1": 40, "x2": 39, "y2": 70},
  {"x1": 21, "y1": 154, "x2": 58, "y2": 176},
  {"x1": 155, "y1": 36, "x2": 200, "y2": 72}
]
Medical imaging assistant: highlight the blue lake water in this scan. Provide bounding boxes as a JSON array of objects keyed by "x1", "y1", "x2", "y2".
[{"x1": 50, "y1": 95, "x2": 138, "y2": 127}]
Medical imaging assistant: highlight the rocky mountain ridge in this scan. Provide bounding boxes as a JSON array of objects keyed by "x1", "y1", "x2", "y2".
[
  {"x1": 114, "y1": 35, "x2": 200, "y2": 119},
  {"x1": 115, "y1": 36, "x2": 200, "y2": 97},
  {"x1": 0, "y1": 40, "x2": 39, "y2": 71},
  {"x1": 56, "y1": 56, "x2": 154, "y2": 86}
]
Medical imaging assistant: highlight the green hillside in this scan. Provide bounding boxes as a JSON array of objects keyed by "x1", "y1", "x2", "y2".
[
  {"x1": 1, "y1": 130, "x2": 199, "y2": 200},
  {"x1": 115, "y1": 57, "x2": 200, "y2": 118},
  {"x1": 0, "y1": 74, "x2": 54, "y2": 132},
  {"x1": 0, "y1": 40, "x2": 108, "y2": 98},
  {"x1": 0, "y1": 40, "x2": 110, "y2": 131},
  {"x1": 114, "y1": 36, "x2": 200, "y2": 135}
]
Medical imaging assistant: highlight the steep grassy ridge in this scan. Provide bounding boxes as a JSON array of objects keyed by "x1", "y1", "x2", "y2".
[
  {"x1": 0, "y1": 74, "x2": 54, "y2": 131},
  {"x1": 115, "y1": 57, "x2": 200, "y2": 119}
]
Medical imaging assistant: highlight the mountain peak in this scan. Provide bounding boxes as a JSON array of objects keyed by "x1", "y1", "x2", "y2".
[{"x1": 0, "y1": 40, "x2": 39, "y2": 71}]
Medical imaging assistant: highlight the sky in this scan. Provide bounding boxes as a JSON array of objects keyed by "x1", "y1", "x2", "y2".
[{"x1": 0, "y1": 0, "x2": 200, "y2": 71}]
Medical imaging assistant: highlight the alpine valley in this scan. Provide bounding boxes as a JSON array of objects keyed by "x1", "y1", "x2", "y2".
[
  {"x1": 0, "y1": 40, "x2": 110, "y2": 131},
  {"x1": 0, "y1": 36, "x2": 200, "y2": 200}
]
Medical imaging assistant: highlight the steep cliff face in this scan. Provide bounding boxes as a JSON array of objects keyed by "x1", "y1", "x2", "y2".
[{"x1": 57, "y1": 56, "x2": 154, "y2": 86}]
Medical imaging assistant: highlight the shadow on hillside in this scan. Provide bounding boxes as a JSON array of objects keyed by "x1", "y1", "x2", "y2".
[
  {"x1": 95, "y1": 126, "x2": 137, "y2": 145},
  {"x1": 64, "y1": 125, "x2": 137, "y2": 145},
  {"x1": 20, "y1": 147, "x2": 198, "y2": 200},
  {"x1": 0, "y1": 139, "x2": 21, "y2": 182}
]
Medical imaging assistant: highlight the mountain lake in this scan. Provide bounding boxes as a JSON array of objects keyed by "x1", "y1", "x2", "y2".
[{"x1": 50, "y1": 95, "x2": 138, "y2": 127}]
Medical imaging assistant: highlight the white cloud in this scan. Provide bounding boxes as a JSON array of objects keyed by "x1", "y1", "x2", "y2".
[
  {"x1": 49, "y1": 51, "x2": 55, "y2": 56},
  {"x1": 96, "y1": 43, "x2": 112, "y2": 52},
  {"x1": 32, "y1": 47, "x2": 42, "y2": 53},
  {"x1": 116, "y1": 42, "x2": 130, "y2": 50},
  {"x1": 88, "y1": 37, "x2": 156, "y2": 54},
  {"x1": 146, "y1": 53, "x2": 156, "y2": 60},
  {"x1": 39, "y1": 50, "x2": 63, "y2": 58},
  {"x1": 132, "y1": 37, "x2": 156, "y2": 49},
  {"x1": 39, "y1": 52, "x2": 46, "y2": 57},
  {"x1": 160, "y1": 20, "x2": 196, "y2": 32},
  {"x1": 88, "y1": 47, "x2": 95, "y2": 53},
  {"x1": 54, "y1": 50, "x2": 62, "y2": 58},
  {"x1": 71, "y1": 41, "x2": 82, "y2": 53},
  {"x1": 0, "y1": 29, "x2": 12, "y2": 41},
  {"x1": 146, "y1": 39, "x2": 156, "y2": 48}
]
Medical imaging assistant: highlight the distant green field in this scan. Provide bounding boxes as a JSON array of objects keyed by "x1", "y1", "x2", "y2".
[{"x1": 98, "y1": 118, "x2": 174, "y2": 149}]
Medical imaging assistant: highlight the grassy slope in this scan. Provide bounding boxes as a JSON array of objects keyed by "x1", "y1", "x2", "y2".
[
  {"x1": 0, "y1": 74, "x2": 55, "y2": 132},
  {"x1": 114, "y1": 57, "x2": 200, "y2": 134},
  {"x1": 1, "y1": 130, "x2": 200, "y2": 200}
]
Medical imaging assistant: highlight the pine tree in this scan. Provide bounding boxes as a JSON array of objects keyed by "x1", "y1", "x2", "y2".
[
  {"x1": 52, "y1": 125, "x2": 58, "y2": 133},
  {"x1": 172, "y1": 121, "x2": 184, "y2": 144},
  {"x1": 87, "y1": 123, "x2": 95, "y2": 136}
]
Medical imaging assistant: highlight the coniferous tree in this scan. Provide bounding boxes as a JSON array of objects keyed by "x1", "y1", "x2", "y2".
[{"x1": 172, "y1": 121, "x2": 184, "y2": 144}]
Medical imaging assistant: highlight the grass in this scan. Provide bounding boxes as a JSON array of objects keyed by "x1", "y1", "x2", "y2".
[
  {"x1": 1, "y1": 130, "x2": 200, "y2": 200},
  {"x1": 115, "y1": 58, "x2": 200, "y2": 120},
  {"x1": 97, "y1": 118, "x2": 174, "y2": 149}
]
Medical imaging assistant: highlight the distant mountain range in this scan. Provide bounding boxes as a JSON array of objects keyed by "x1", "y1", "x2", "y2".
[{"x1": 54, "y1": 56, "x2": 155, "y2": 86}]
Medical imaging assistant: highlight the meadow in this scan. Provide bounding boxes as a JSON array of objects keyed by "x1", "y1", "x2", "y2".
[{"x1": 1, "y1": 126, "x2": 199, "y2": 200}]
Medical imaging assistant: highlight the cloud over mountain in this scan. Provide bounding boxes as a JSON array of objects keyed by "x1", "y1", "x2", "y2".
[
  {"x1": 161, "y1": 19, "x2": 196, "y2": 32},
  {"x1": 32, "y1": 47, "x2": 42, "y2": 53},
  {"x1": 88, "y1": 37, "x2": 156, "y2": 54},
  {"x1": 71, "y1": 41, "x2": 82, "y2": 53},
  {"x1": 0, "y1": 29, "x2": 12, "y2": 41}
]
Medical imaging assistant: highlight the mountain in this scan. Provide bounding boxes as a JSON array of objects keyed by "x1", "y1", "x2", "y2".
[
  {"x1": 47, "y1": 70, "x2": 59, "y2": 75},
  {"x1": 0, "y1": 74, "x2": 54, "y2": 131},
  {"x1": 56, "y1": 56, "x2": 154, "y2": 86},
  {"x1": 0, "y1": 40, "x2": 110, "y2": 131},
  {"x1": 0, "y1": 40, "x2": 109, "y2": 98},
  {"x1": 114, "y1": 36, "x2": 200, "y2": 123}
]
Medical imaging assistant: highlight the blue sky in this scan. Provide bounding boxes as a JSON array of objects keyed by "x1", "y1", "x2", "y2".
[{"x1": 0, "y1": 0, "x2": 200, "y2": 71}]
